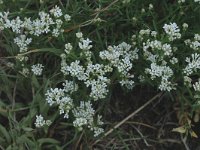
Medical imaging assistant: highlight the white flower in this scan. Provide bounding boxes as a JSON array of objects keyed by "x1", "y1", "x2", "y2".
[
  {"x1": 163, "y1": 23, "x2": 181, "y2": 41},
  {"x1": 182, "y1": 23, "x2": 188, "y2": 30},
  {"x1": 185, "y1": 34, "x2": 200, "y2": 51},
  {"x1": 190, "y1": 41, "x2": 200, "y2": 50},
  {"x1": 194, "y1": 34, "x2": 200, "y2": 41},
  {"x1": 159, "y1": 78, "x2": 175, "y2": 91},
  {"x1": 16, "y1": 55, "x2": 28, "y2": 62},
  {"x1": 76, "y1": 32, "x2": 83, "y2": 39},
  {"x1": 145, "y1": 63, "x2": 173, "y2": 81},
  {"x1": 72, "y1": 101, "x2": 104, "y2": 136},
  {"x1": 31, "y1": 64, "x2": 44, "y2": 76},
  {"x1": 141, "y1": 8, "x2": 146, "y2": 13},
  {"x1": 193, "y1": 79, "x2": 200, "y2": 92},
  {"x1": 149, "y1": 4, "x2": 154, "y2": 10},
  {"x1": 52, "y1": 28, "x2": 60, "y2": 37},
  {"x1": 162, "y1": 43, "x2": 172, "y2": 56},
  {"x1": 194, "y1": 0, "x2": 200, "y2": 4},
  {"x1": 139, "y1": 29, "x2": 151, "y2": 40},
  {"x1": 79, "y1": 38, "x2": 93, "y2": 50},
  {"x1": 35, "y1": 115, "x2": 52, "y2": 127},
  {"x1": 73, "y1": 101, "x2": 95, "y2": 128},
  {"x1": 61, "y1": 60, "x2": 86, "y2": 81},
  {"x1": 14, "y1": 35, "x2": 32, "y2": 53},
  {"x1": 62, "y1": 80, "x2": 78, "y2": 93},
  {"x1": 50, "y1": 5, "x2": 63, "y2": 18},
  {"x1": 45, "y1": 88, "x2": 65, "y2": 106},
  {"x1": 22, "y1": 68, "x2": 30, "y2": 76},
  {"x1": 29, "y1": 11, "x2": 54, "y2": 36},
  {"x1": 85, "y1": 76, "x2": 110, "y2": 101},
  {"x1": 5, "y1": 16, "x2": 23, "y2": 34},
  {"x1": 64, "y1": 43, "x2": 73, "y2": 54},
  {"x1": 120, "y1": 78, "x2": 135, "y2": 89},
  {"x1": 170, "y1": 57, "x2": 178, "y2": 64},
  {"x1": 151, "y1": 31, "x2": 157, "y2": 37},
  {"x1": 59, "y1": 96, "x2": 74, "y2": 118},
  {"x1": 184, "y1": 76, "x2": 192, "y2": 87},
  {"x1": 64, "y1": 14, "x2": 71, "y2": 21},
  {"x1": 184, "y1": 53, "x2": 200, "y2": 75}
]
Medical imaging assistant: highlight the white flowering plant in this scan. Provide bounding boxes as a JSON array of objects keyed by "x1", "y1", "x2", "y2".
[{"x1": 0, "y1": 0, "x2": 200, "y2": 149}]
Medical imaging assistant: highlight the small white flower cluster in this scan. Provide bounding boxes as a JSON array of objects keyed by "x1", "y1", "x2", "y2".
[
  {"x1": 45, "y1": 85, "x2": 104, "y2": 136},
  {"x1": 79, "y1": 38, "x2": 93, "y2": 51},
  {"x1": 22, "y1": 68, "x2": 30, "y2": 76},
  {"x1": 179, "y1": 0, "x2": 200, "y2": 4},
  {"x1": 194, "y1": 0, "x2": 200, "y2": 4},
  {"x1": 0, "y1": 5, "x2": 71, "y2": 52},
  {"x1": 138, "y1": 29, "x2": 158, "y2": 40},
  {"x1": 139, "y1": 29, "x2": 151, "y2": 39},
  {"x1": 100, "y1": 42, "x2": 138, "y2": 89},
  {"x1": 64, "y1": 43, "x2": 73, "y2": 54},
  {"x1": 149, "y1": 4, "x2": 154, "y2": 10},
  {"x1": 143, "y1": 39, "x2": 173, "y2": 58},
  {"x1": 14, "y1": 35, "x2": 32, "y2": 53},
  {"x1": 31, "y1": 63, "x2": 44, "y2": 76},
  {"x1": 182, "y1": 23, "x2": 188, "y2": 30},
  {"x1": 145, "y1": 63, "x2": 173, "y2": 80},
  {"x1": 84, "y1": 63, "x2": 112, "y2": 100},
  {"x1": 184, "y1": 76, "x2": 192, "y2": 87},
  {"x1": 63, "y1": 80, "x2": 78, "y2": 94},
  {"x1": 145, "y1": 63, "x2": 175, "y2": 91},
  {"x1": 136, "y1": 22, "x2": 200, "y2": 94},
  {"x1": 35, "y1": 115, "x2": 52, "y2": 128},
  {"x1": 45, "y1": 81, "x2": 76, "y2": 118},
  {"x1": 137, "y1": 24, "x2": 181, "y2": 91},
  {"x1": 76, "y1": 33, "x2": 93, "y2": 62},
  {"x1": 72, "y1": 101, "x2": 104, "y2": 137},
  {"x1": 61, "y1": 60, "x2": 86, "y2": 81},
  {"x1": 193, "y1": 79, "x2": 200, "y2": 92},
  {"x1": 163, "y1": 23, "x2": 181, "y2": 41},
  {"x1": 61, "y1": 33, "x2": 117, "y2": 100},
  {"x1": 86, "y1": 75, "x2": 110, "y2": 101},
  {"x1": 184, "y1": 53, "x2": 200, "y2": 75},
  {"x1": 50, "y1": 5, "x2": 63, "y2": 18},
  {"x1": 61, "y1": 59, "x2": 111, "y2": 100},
  {"x1": 46, "y1": 88, "x2": 65, "y2": 106},
  {"x1": 193, "y1": 79, "x2": 200, "y2": 99},
  {"x1": 185, "y1": 34, "x2": 200, "y2": 51}
]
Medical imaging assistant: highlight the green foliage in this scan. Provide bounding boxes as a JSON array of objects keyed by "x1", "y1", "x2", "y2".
[{"x1": 0, "y1": 0, "x2": 200, "y2": 149}]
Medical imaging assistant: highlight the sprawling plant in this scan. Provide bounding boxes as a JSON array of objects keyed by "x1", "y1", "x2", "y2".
[{"x1": 0, "y1": 0, "x2": 199, "y2": 149}]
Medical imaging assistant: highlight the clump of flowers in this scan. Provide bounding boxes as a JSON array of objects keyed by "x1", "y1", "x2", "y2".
[
  {"x1": 72, "y1": 101, "x2": 104, "y2": 137},
  {"x1": 35, "y1": 115, "x2": 52, "y2": 128},
  {"x1": 31, "y1": 64, "x2": 44, "y2": 76},
  {"x1": 163, "y1": 23, "x2": 181, "y2": 41},
  {"x1": 0, "y1": 1, "x2": 200, "y2": 140}
]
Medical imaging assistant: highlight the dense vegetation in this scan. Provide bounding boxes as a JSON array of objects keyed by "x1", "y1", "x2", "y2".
[{"x1": 0, "y1": 0, "x2": 200, "y2": 149}]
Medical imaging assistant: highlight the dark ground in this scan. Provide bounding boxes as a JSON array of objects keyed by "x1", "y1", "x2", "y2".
[{"x1": 92, "y1": 85, "x2": 200, "y2": 150}]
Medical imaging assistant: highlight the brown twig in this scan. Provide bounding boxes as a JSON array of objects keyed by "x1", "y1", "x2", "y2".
[{"x1": 93, "y1": 92, "x2": 163, "y2": 146}]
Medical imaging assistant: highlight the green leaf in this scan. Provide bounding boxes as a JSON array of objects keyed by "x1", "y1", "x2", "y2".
[
  {"x1": 31, "y1": 75, "x2": 40, "y2": 89},
  {"x1": 0, "y1": 124, "x2": 11, "y2": 143},
  {"x1": 38, "y1": 138, "x2": 60, "y2": 145},
  {"x1": 22, "y1": 127, "x2": 34, "y2": 132}
]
